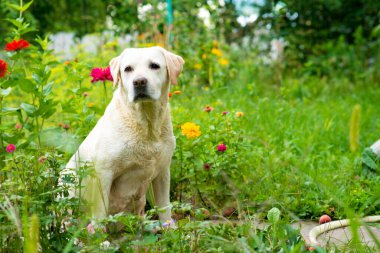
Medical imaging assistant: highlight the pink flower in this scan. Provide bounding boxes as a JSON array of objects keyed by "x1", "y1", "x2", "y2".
[
  {"x1": 86, "y1": 222, "x2": 106, "y2": 234},
  {"x1": 38, "y1": 156, "x2": 47, "y2": 163},
  {"x1": 86, "y1": 223, "x2": 95, "y2": 234},
  {"x1": 217, "y1": 143, "x2": 227, "y2": 152},
  {"x1": 90, "y1": 66, "x2": 113, "y2": 83},
  {"x1": 6, "y1": 144, "x2": 16, "y2": 153},
  {"x1": 222, "y1": 111, "x2": 228, "y2": 115},
  {"x1": 15, "y1": 123, "x2": 22, "y2": 129},
  {"x1": 83, "y1": 91, "x2": 89, "y2": 97}
]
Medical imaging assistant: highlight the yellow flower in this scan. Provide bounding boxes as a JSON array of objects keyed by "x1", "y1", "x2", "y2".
[
  {"x1": 174, "y1": 90, "x2": 181, "y2": 95},
  {"x1": 219, "y1": 58, "x2": 229, "y2": 65},
  {"x1": 87, "y1": 102, "x2": 95, "y2": 108},
  {"x1": 236, "y1": 111, "x2": 244, "y2": 117},
  {"x1": 181, "y1": 122, "x2": 201, "y2": 139},
  {"x1": 211, "y1": 48, "x2": 222, "y2": 57},
  {"x1": 104, "y1": 41, "x2": 119, "y2": 49},
  {"x1": 194, "y1": 63, "x2": 202, "y2": 69},
  {"x1": 140, "y1": 43, "x2": 156, "y2": 47},
  {"x1": 212, "y1": 40, "x2": 219, "y2": 47},
  {"x1": 202, "y1": 54, "x2": 207, "y2": 59}
]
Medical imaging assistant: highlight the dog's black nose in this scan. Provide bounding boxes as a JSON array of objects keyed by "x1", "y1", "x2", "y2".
[{"x1": 133, "y1": 77, "x2": 147, "y2": 88}]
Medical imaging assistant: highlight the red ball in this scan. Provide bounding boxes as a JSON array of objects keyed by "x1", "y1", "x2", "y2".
[{"x1": 319, "y1": 214, "x2": 331, "y2": 224}]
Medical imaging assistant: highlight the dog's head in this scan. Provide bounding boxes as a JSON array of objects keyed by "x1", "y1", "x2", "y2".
[{"x1": 109, "y1": 47, "x2": 184, "y2": 103}]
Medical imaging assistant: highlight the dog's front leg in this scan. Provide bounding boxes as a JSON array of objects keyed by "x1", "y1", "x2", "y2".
[
  {"x1": 152, "y1": 167, "x2": 172, "y2": 223},
  {"x1": 83, "y1": 169, "x2": 113, "y2": 220}
]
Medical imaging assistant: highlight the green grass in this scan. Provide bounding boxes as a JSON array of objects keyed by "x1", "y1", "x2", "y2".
[{"x1": 1, "y1": 44, "x2": 380, "y2": 252}]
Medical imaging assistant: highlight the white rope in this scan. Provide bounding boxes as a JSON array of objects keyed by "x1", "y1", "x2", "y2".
[{"x1": 308, "y1": 215, "x2": 380, "y2": 246}]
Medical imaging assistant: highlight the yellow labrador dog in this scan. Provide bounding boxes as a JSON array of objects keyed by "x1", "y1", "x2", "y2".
[{"x1": 65, "y1": 47, "x2": 184, "y2": 224}]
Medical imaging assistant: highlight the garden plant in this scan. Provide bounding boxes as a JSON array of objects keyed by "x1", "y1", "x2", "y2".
[{"x1": 1, "y1": 0, "x2": 380, "y2": 252}]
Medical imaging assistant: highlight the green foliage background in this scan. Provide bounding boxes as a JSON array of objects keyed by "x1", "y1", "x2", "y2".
[{"x1": 0, "y1": 0, "x2": 379, "y2": 252}]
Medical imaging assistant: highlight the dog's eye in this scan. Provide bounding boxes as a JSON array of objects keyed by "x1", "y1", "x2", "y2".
[
  {"x1": 124, "y1": 66, "x2": 133, "y2": 72},
  {"x1": 149, "y1": 63, "x2": 160, "y2": 70}
]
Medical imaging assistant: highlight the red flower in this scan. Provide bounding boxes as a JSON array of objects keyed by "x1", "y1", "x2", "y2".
[
  {"x1": 204, "y1": 163, "x2": 212, "y2": 171},
  {"x1": 0, "y1": 60, "x2": 8, "y2": 78},
  {"x1": 217, "y1": 143, "x2": 227, "y2": 152},
  {"x1": 6, "y1": 144, "x2": 16, "y2": 153},
  {"x1": 90, "y1": 67, "x2": 113, "y2": 83},
  {"x1": 222, "y1": 111, "x2": 228, "y2": 115},
  {"x1": 5, "y1": 39, "x2": 30, "y2": 51}
]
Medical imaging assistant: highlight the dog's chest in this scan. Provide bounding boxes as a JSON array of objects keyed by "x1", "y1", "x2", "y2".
[{"x1": 108, "y1": 137, "x2": 171, "y2": 175}]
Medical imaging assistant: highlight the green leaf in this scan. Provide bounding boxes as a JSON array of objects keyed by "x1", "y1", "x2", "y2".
[
  {"x1": 5, "y1": 3, "x2": 23, "y2": 11},
  {"x1": 362, "y1": 148, "x2": 379, "y2": 171},
  {"x1": 18, "y1": 79, "x2": 36, "y2": 93},
  {"x1": 42, "y1": 83, "x2": 53, "y2": 96},
  {"x1": 41, "y1": 108, "x2": 56, "y2": 119},
  {"x1": 0, "y1": 107, "x2": 20, "y2": 116},
  {"x1": 19, "y1": 27, "x2": 37, "y2": 35},
  {"x1": 21, "y1": 0, "x2": 34, "y2": 12},
  {"x1": 267, "y1": 207, "x2": 281, "y2": 224},
  {"x1": 20, "y1": 103, "x2": 37, "y2": 117},
  {"x1": 131, "y1": 234, "x2": 158, "y2": 246},
  {"x1": 5, "y1": 18, "x2": 23, "y2": 28},
  {"x1": 32, "y1": 73, "x2": 42, "y2": 85},
  {"x1": 0, "y1": 87, "x2": 12, "y2": 97}
]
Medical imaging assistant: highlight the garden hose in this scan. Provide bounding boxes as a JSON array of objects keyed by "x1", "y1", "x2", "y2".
[{"x1": 309, "y1": 215, "x2": 380, "y2": 246}]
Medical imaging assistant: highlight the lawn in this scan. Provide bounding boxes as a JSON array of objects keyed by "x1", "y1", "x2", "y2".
[{"x1": 1, "y1": 1, "x2": 380, "y2": 252}]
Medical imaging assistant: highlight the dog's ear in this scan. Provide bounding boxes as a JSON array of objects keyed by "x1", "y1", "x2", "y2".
[
  {"x1": 159, "y1": 47, "x2": 185, "y2": 85},
  {"x1": 109, "y1": 56, "x2": 121, "y2": 87}
]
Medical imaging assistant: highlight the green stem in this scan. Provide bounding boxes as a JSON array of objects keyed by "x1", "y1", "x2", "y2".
[
  {"x1": 33, "y1": 95, "x2": 41, "y2": 150},
  {"x1": 179, "y1": 138, "x2": 183, "y2": 202},
  {"x1": 19, "y1": 0, "x2": 23, "y2": 19},
  {"x1": 103, "y1": 81, "x2": 107, "y2": 106},
  {"x1": 0, "y1": 96, "x2": 4, "y2": 173}
]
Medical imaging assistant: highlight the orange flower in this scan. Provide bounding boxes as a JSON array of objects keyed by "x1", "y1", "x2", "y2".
[
  {"x1": 64, "y1": 61, "x2": 71, "y2": 65},
  {"x1": 174, "y1": 90, "x2": 181, "y2": 95},
  {"x1": 181, "y1": 122, "x2": 201, "y2": 139},
  {"x1": 168, "y1": 92, "x2": 173, "y2": 98},
  {"x1": 5, "y1": 39, "x2": 30, "y2": 51},
  {"x1": 236, "y1": 111, "x2": 244, "y2": 117}
]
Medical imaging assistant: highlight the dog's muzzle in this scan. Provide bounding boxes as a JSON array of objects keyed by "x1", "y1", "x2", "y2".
[{"x1": 133, "y1": 77, "x2": 151, "y2": 101}]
